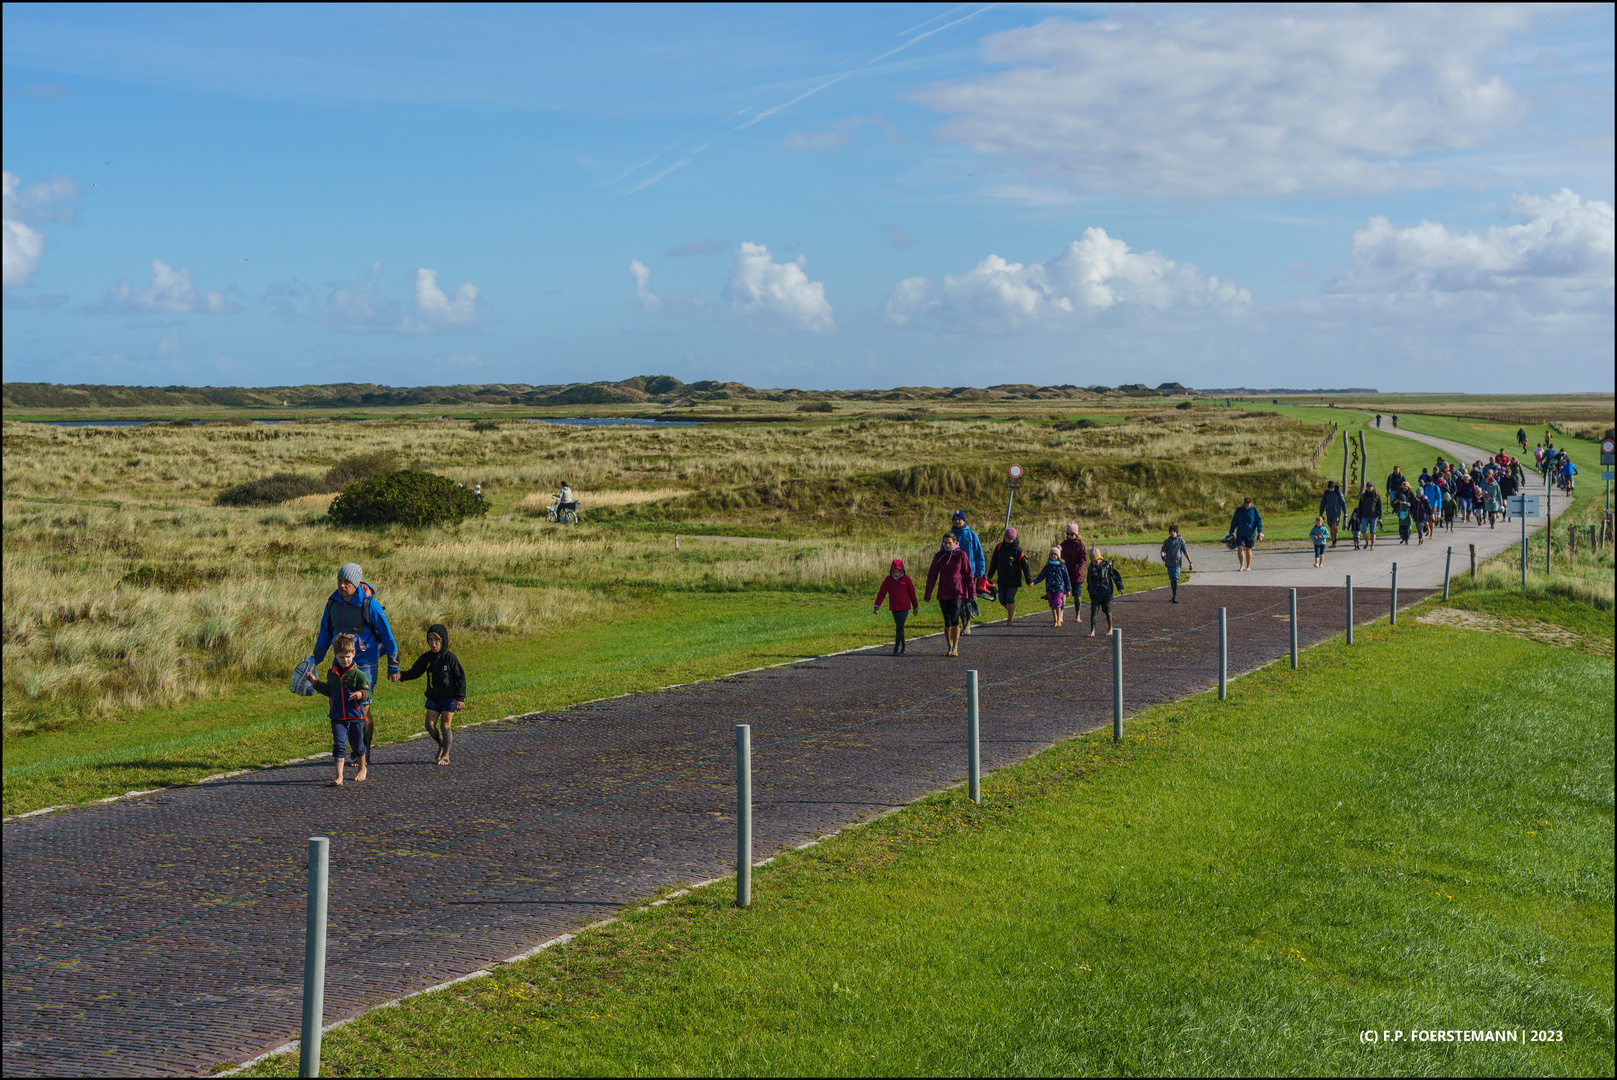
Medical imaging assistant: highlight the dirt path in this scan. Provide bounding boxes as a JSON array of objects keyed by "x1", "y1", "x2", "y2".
[{"x1": 3, "y1": 584, "x2": 1423, "y2": 1077}]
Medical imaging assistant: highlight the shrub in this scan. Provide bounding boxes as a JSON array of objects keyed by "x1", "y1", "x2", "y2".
[
  {"x1": 327, "y1": 470, "x2": 488, "y2": 528},
  {"x1": 797, "y1": 401, "x2": 835, "y2": 413},
  {"x1": 470, "y1": 419, "x2": 501, "y2": 433},
  {"x1": 1176, "y1": 400, "x2": 1195, "y2": 410},
  {"x1": 215, "y1": 472, "x2": 326, "y2": 507},
  {"x1": 1053, "y1": 418, "x2": 1099, "y2": 431},
  {"x1": 323, "y1": 450, "x2": 394, "y2": 489}
]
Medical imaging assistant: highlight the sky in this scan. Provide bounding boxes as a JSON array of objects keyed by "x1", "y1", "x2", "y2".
[{"x1": 2, "y1": 2, "x2": 1613, "y2": 393}]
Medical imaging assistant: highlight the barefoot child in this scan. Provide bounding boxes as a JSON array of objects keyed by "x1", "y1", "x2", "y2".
[
  {"x1": 398, "y1": 623, "x2": 467, "y2": 765},
  {"x1": 305, "y1": 633, "x2": 369, "y2": 785},
  {"x1": 873, "y1": 559, "x2": 919, "y2": 655},
  {"x1": 1310, "y1": 516, "x2": 1329, "y2": 568},
  {"x1": 1030, "y1": 546, "x2": 1072, "y2": 627}
]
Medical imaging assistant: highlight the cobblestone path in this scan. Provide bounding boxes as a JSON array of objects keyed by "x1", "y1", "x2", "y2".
[{"x1": 3, "y1": 584, "x2": 1421, "y2": 1076}]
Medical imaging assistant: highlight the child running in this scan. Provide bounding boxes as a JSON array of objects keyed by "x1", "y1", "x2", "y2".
[
  {"x1": 1310, "y1": 516, "x2": 1329, "y2": 568},
  {"x1": 398, "y1": 623, "x2": 467, "y2": 764},
  {"x1": 873, "y1": 558, "x2": 918, "y2": 656},
  {"x1": 1159, "y1": 524, "x2": 1192, "y2": 602},
  {"x1": 305, "y1": 633, "x2": 370, "y2": 786},
  {"x1": 1030, "y1": 546, "x2": 1072, "y2": 627}
]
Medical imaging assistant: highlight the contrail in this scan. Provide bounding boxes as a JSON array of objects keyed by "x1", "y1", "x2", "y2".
[{"x1": 737, "y1": 3, "x2": 997, "y2": 130}]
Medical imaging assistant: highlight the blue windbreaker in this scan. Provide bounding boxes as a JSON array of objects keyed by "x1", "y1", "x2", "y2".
[
  {"x1": 1229, "y1": 505, "x2": 1263, "y2": 538},
  {"x1": 1031, "y1": 559, "x2": 1071, "y2": 596},
  {"x1": 311, "y1": 581, "x2": 400, "y2": 672}
]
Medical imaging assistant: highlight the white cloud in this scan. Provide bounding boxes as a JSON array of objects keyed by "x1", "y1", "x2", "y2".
[
  {"x1": 1328, "y1": 190, "x2": 1615, "y2": 314},
  {"x1": 314, "y1": 262, "x2": 483, "y2": 333},
  {"x1": 3, "y1": 170, "x2": 77, "y2": 287},
  {"x1": 916, "y1": 7, "x2": 1534, "y2": 198},
  {"x1": 101, "y1": 259, "x2": 236, "y2": 314},
  {"x1": 3, "y1": 218, "x2": 45, "y2": 288},
  {"x1": 726, "y1": 242, "x2": 834, "y2": 332},
  {"x1": 887, "y1": 227, "x2": 1248, "y2": 332},
  {"x1": 411, "y1": 268, "x2": 479, "y2": 327},
  {"x1": 628, "y1": 259, "x2": 660, "y2": 312}
]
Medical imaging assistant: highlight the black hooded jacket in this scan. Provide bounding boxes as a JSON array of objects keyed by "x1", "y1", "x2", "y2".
[{"x1": 399, "y1": 623, "x2": 467, "y2": 702}]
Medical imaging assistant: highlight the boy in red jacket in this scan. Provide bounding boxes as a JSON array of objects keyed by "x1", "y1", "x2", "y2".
[{"x1": 873, "y1": 558, "x2": 919, "y2": 656}]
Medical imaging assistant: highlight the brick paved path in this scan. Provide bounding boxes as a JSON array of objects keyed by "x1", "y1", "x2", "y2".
[{"x1": 2, "y1": 584, "x2": 1422, "y2": 1077}]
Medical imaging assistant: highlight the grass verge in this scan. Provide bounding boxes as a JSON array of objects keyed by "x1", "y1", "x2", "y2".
[{"x1": 236, "y1": 615, "x2": 1613, "y2": 1077}]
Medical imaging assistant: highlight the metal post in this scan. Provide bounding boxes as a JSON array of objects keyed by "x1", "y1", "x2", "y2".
[
  {"x1": 1111, "y1": 628, "x2": 1123, "y2": 739},
  {"x1": 735, "y1": 725, "x2": 751, "y2": 908},
  {"x1": 1345, "y1": 576, "x2": 1353, "y2": 645},
  {"x1": 1521, "y1": 507, "x2": 1528, "y2": 588},
  {"x1": 1217, "y1": 608, "x2": 1228, "y2": 700},
  {"x1": 1004, "y1": 489, "x2": 1015, "y2": 531},
  {"x1": 1469, "y1": 544, "x2": 1476, "y2": 579},
  {"x1": 1443, "y1": 546, "x2": 1453, "y2": 600},
  {"x1": 299, "y1": 837, "x2": 329, "y2": 1080},
  {"x1": 1289, "y1": 588, "x2": 1298, "y2": 669},
  {"x1": 1390, "y1": 563, "x2": 1398, "y2": 625},
  {"x1": 966, "y1": 670, "x2": 980, "y2": 803},
  {"x1": 1546, "y1": 492, "x2": 1553, "y2": 575}
]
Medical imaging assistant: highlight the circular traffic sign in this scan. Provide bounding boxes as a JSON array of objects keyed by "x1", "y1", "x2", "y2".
[
  {"x1": 1603, "y1": 438, "x2": 1615, "y2": 455},
  {"x1": 1008, "y1": 464, "x2": 1023, "y2": 479}
]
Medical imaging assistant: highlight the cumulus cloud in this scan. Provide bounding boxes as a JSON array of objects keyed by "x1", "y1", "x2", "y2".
[
  {"x1": 3, "y1": 170, "x2": 78, "y2": 287},
  {"x1": 412, "y1": 268, "x2": 479, "y2": 327},
  {"x1": 726, "y1": 242, "x2": 835, "y2": 332},
  {"x1": 314, "y1": 262, "x2": 483, "y2": 333},
  {"x1": 628, "y1": 260, "x2": 660, "y2": 312},
  {"x1": 1327, "y1": 190, "x2": 1614, "y2": 314},
  {"x1": 887, "y1": 227, "x2": 1248, "y2": 332},
  {"x1": 916, "y1": 6, "x2": 1533, "y2": 198},
  {"x1": 99, "y1": 259, "x2": 237, "y2": 314}
]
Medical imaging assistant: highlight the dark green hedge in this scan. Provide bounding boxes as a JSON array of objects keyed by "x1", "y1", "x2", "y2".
[
  {"x1": 326, "y1": 470, "x2": 488, "y2": 528},
  {"x1": 215, "y1": 472, "x2": 327, "y2": 506}
]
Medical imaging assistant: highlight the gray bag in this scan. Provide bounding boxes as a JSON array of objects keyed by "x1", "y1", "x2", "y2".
[{"x1": 290, "y1": 656, "x2": 319, "y2": 696}]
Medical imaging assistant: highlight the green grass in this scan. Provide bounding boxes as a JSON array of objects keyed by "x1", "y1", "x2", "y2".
[{"x1": 237, "y1": 615, "x2": 1614, "y2": 1078}]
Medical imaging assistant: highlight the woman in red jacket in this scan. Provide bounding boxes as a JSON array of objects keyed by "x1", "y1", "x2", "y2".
[
  {"x1": 873, "y1": 558, "x2": 919, "y2": 656},
  {"x1": 925, "y1": 533, "x2": 975, "y2": 657}
]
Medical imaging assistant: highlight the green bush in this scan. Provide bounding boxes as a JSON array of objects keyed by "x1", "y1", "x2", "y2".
[
  {"x1": 326, "y1": 470, "x2": 488, "y2": 528},
  {"x1": 470, "y1": 419, "x2": 501, "y2": 433},
  {"x1": 1176, "y1": 400, "x2": 1195, "y2": 410},
  {"x1": 215, "y1": 472, "x2": 326, "y2": 506},
  {"x1": 323, "y1": 451, "x2": 394, "y2": 489},
  {"x1": 1053, "y1": 418, "x2": 1099, "y2": 431},
  {"x1": 796, "y1": 401, "x2": 835, "y2": 413}
]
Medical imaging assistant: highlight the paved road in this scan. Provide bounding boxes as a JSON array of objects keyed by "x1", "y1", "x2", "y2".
[{"x1": 3, "y1": 584, "x2": 1422, "y2": 1077}]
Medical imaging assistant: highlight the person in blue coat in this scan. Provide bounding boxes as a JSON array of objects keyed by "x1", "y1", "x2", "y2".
[
  {"x1": 309, "y1": 562, "x2": 400, "y2": 768},
  {"x1": 950, "y1": 510, "x2": 986, "y2": 634},
  {"x1": 1227, "y1": 497, "x2": 1264, "y2": 572}
]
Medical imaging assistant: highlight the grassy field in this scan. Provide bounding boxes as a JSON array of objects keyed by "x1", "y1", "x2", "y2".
[{"x1": 236, "y1": 606, "x2": 1614, "y2": 1078}]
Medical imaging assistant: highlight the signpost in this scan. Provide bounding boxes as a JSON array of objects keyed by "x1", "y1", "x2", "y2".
[
  {"x1": 1004, "y1": 463, "x2": 1023, "y2": 528},
  {"x1": 1602, "y1": 438, "x2": 1615, "y2": 512},
  {"x1": 1508, "y1": 493, "x2": 1540, "y2": 587}
]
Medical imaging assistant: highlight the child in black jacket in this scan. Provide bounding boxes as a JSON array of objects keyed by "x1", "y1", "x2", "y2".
[{"x1": 399, "y1": 623, "x2": 467, "y2": 765}]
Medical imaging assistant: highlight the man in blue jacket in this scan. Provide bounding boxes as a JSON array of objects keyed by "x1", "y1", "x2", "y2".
[
  {"x1": 1228, "y1": 497, "x2": 1264, "y2": 572},
  {"x1": 950, "y1": 510, "x2": 986, "y2": 634},
  {"x1": 1317, "y1": 481, "x2": 1347, "y2": 548},
  {"x1": 309, "y1": 562, "x2": 400, "y2": 769}
]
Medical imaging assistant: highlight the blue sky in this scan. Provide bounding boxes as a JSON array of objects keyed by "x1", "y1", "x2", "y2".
[{"x1": 3, "y1": 3, "x2": 1613, "y2": 392}]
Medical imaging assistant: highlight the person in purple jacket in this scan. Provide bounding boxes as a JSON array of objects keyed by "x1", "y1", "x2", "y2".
[{"x1": 925, "y1": 532, "x2": 974, "y2": 657}]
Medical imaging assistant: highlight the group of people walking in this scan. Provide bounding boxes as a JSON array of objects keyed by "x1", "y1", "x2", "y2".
[
  {"x1": 873, "y1": 511, "x2": 1126, "y2": 657},
  {"x1": 300, "y1": 562, "x2": 469, "y2": 786}
]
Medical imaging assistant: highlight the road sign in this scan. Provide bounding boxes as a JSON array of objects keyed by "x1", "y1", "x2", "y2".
[
  {"x1": 1507, "y1": 494, "x2": 1539, "y2": 517},
  {"x1": 1604, "y1": 470, "x2": 1615, "y2": 482},
  {"x1": 1008, "y1": 464, "x2": 1023, "y2": 479},
  {"x1": 1601, "y1": 438, "x2": 1615, "y2": 454}
]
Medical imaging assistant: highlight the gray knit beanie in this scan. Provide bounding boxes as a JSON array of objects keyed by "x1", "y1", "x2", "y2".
[{"x1": 338, "y1": 562, "x2": 363, "y2": 587}]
